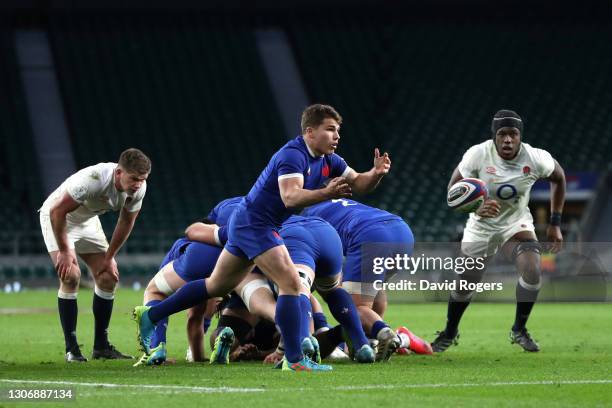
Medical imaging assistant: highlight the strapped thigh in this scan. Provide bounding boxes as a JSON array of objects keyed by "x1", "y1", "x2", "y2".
[
  {"x1": 153, "y1": 271, "x2": 175, "y2": 296},
  {"x1": 512, "y1": 239, "x2": 542, "y2": 262},
  {"x1": 239, "y1": 278, "x2": 272, "y2": 313}
]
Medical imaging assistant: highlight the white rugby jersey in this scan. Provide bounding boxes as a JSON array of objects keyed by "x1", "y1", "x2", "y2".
[
  {"x1": 40, "y1": 162, "x2": 146, "y2": 224},
  {"x1": 458, "y1": 140, "x2": 555, "y2": 230}
]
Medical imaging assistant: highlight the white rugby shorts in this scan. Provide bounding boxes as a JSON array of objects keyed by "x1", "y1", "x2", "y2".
[
  {"x1": 461, "y1": 218, "x2": 535, "y2": 258},
  {"x1": 40, "y1": 212, "x2": 109, "y2": 254}
]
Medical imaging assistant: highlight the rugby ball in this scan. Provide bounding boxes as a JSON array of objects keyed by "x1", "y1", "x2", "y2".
[{"x1": 447, "y1": 178, "x2": 488, "y2": 213}]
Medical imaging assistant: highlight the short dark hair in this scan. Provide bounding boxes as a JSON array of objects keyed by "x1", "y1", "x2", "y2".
[
  {"x1": 118, "y1": 148, "x2": 151, "y2": 175},
  {"x1": 301, "y1": 104, "x2": 342, "y2": 134}
]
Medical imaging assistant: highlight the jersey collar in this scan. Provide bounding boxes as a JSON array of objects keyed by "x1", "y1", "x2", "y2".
[{"x1": 300, "y1": 136, "x2": 324, "y2": 158}]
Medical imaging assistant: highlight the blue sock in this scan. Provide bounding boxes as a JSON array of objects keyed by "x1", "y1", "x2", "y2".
[
  {"x1": 275, "y1": 295, "x2": 303, "y2": 363},
  {"x1": 298, "y1": 294, "x2": 312, "y2": 341},
  {"x1": 313, "y1": 312, "x2": 330, "y2": 332},
  {"x1": 148, "y1": 279, "x2": 208, "y2": 323},
  {"x1": 146, "y1": 300, "x2": 168, "y2": 348},
  {"x1": 323, "y1": 288, "x2": 369, "y2": 349},
  {"x1": 371, "y1": 320, "x2": 389, "y2": 339},
  {"x1": 203, "y1": 318, "x2": 212, "y2": 334}
]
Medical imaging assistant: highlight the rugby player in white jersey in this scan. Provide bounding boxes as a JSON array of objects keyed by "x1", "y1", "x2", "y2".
[
  {"x1": 432, "y1": 110, "x2": 566, "y2": 352},
  {"x1": 39, "y1": 148, "x2": 151, "y2": 362}
]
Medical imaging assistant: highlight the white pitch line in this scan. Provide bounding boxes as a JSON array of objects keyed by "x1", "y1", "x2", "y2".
[
  {"x1": 0, "y1": 379, "x2": 264, "y2": 394},
  {"x1": 2, "y1": 378, "x2": 611, "y2": 395},
  {"x1": 328, "y1": 379, "x2": 612, "y2": 391}
]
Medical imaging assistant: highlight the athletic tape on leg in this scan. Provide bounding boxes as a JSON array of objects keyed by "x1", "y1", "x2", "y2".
[
  {"x1": 154, "y1": 272, "x2": 175, "y2": 296},
  {"x1": 240, "y1": 279, "x2": 272, "y2": 313}
]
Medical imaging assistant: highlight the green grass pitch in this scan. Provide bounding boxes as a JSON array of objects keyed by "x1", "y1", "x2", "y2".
[{"x1": 1, "y1": 289, "x2": 611, "y2": 407}]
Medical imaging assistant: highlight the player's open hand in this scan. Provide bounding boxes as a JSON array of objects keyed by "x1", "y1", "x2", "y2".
[
  {"x1": 325, "y1": 176, "x2": 352, "y2": 199},
  {"x1": 55, "y1": 250, "x2": 77, "y2": 281},
  {"x1": 373, "y1": 148, "x2": 391, "y2": 176},
  {"x1": 98, "y1": 257, "x2": 119, "y2": 282},
  {"x1": 263, "y1": 349, "x2": 284, "y2": 365},
  {"x1": 545, "y1": 225, "x2": 563, "y2": 253},
  {"x1": 475, "y1": 199, "x2": 501, "y2": 218},
  {"x1": 231, "y1": 343, "x2": 260, "y2": 361}
]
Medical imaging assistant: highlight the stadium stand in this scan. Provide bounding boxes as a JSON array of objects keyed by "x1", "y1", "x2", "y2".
[
  {"x1": 288, "y1": 18, "x2": 612, "y2": 240},
  {"x1": 48, "y1": 13, "x2": 286, "y2": 252},
  {"x1": 0, "y1": 26, "x2": 45, "y2": 255},
  {"x1": 2, "y1": 10, "x2": 612, "y2": 281}
]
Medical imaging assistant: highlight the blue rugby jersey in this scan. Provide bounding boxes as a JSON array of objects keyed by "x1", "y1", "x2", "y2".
[
  {"x1": 281, "y1": 214, "x2": 328, "y2": 229},
  {"x1": 302, "y1": 199, "x2": 402, "y2": 247},
  {"x1": 207, "y1": 196, "x2": 243, "y2": 226},
  {"x1": 242, "y1": 136, "x2": 350, "y2": 226}
]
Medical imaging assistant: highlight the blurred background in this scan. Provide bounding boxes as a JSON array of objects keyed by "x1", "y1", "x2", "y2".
[{"x1": 1, "y1": 0, "x2": 611, "y2": 291}]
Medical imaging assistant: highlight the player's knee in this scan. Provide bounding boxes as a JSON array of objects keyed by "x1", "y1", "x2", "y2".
[
  {"x1": 286, "y1": 277, "x2": 301, "y2": 295},
  {"x1": 144, "y1": 281, "x2": 158, "y2": 299},
  {"x1": 519, "y1": 262, "x2": 541, "y2": 286},
  {"x1": 61, "y1": 269, "x2": 81, "y2": 288},
  {"x1": 355, "y1": 304, "x2": 369, "y2": 315},
  {"x1": 60, "y1": 278, "x2": 79, "y2": 290},
  {"x1": 372, "y1": 298, "x2": 387, "y2": 317},
  {"x1": 514, "y1": 240, "x2": 542, "y2": 285},
  {"x1": 277, "y1": 273, "x2": 301, "y2": 295},
  {"x1": 95, "y1": 275, "x2": 117, "y2": 292}
]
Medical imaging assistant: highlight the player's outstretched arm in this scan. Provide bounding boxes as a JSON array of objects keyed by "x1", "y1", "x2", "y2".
[
  {"x1": 103, "y1": 208, "x2": 139, "y2": 281},
  {"x1": 345, "y1": 148, "x2": 391, "y2": 194},
  {"x1": 279, "y1": 176, "x2": 352, "y2": 209},
  {"x1": 545, "y1": 160, "x2": 566, "y2": 253}
]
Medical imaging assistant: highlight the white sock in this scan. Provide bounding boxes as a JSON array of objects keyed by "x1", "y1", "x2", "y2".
[{"x1": 398, "y1": 332, "x2": 410, "y2": 349}]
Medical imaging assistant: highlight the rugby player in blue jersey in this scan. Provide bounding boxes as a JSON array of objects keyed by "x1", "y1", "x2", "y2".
[
  {"x1": 303, "y1": 199, "x2": 433, "y2": 360},
  {"x1": 134, "y1": 197, "x2": 243, "y2": 366},
  {"x1": 133, "y1": 104, "x2": 390, "y2": 371},
  {"x1": 135, "y1": 237, "x2": 223, "y2": 366},
  {"x1": 211, "y1": 216, "x2": 375, "y2": 364},
  {"x1": 278, "y1": 216, "x2": 374, "y2": 363},
  {"x1": 207, "y1": 283, "x2": 351, "y2": 364},
  {"x1": 144, "y1": 213, "x2": 375, "y2": 365}
]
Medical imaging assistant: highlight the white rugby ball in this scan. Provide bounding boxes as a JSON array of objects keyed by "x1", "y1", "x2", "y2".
[{"x1": 447, "y1": 178, "x2": 488, "y2": 213}]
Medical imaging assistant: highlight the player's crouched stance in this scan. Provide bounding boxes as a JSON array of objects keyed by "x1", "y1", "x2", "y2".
[
  {"x1": 181, "y1": 213, "x2": 375, "y2": 364},
  {"x1": 303, "y1": 199, "x2": 433, "y2": 360},
  {"x1": 133, "y1": 104, "x2": 390, "y2": 372},
  {"x1": 39, "y1": 148, "x2": 151, "y2": 362},
  {"x1": 432, "y1": 110, "x2": 566, "y2": 353},
  {"x1": 133, "y1": 237, "x2": 222, "y2": 366}
]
